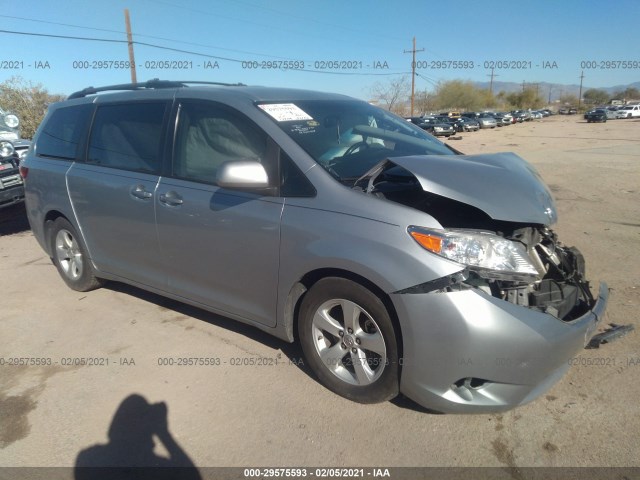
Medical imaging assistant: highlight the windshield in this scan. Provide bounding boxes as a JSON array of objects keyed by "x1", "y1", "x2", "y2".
[{"x1": 258, "y1": 100, "x2": 453, "y2": 182}]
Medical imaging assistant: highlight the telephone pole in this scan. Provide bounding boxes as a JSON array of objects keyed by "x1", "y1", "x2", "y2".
[
  {"x1": 578, "y1": 70, "x2": 585, "y2": 110},
  {"x1": 124, "y1": 9, "x2": 137, "y2": 83},
  {"x1": 404, "y1": 37, "x2": 424, "y2": 116},
  {"x1": 487, "y1": 67, "x2": 498, "y2": 94}
]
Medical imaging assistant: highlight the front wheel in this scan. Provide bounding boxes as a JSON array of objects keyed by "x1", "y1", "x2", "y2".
[
  {"x1": 298, "y1": 278, "x2": 399, "y2": 404},
  {"x1": 49, "y1": 217, "x2": 104, "y2": 292}
]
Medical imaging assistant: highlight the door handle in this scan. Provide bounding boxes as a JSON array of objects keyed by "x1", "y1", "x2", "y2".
[
  {"x1": 159, "y1": 191, "x2": 183, "y2": 206},
  {"x1": 130, "y1": 185, "x2": 153, "y2": 200}
]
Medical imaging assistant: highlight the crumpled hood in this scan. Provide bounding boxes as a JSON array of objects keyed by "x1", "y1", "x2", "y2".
[{"x1": 387, "y1": 152, "x2": 557, "y2": 225}]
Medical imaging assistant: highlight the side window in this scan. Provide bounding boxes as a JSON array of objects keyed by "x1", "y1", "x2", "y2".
[
  {"x1": 87, "y1": 103, "x2": 166, "y2": 173},
  {"x1": 280, "y1": 151, "x2": 315, "y2": 197},
  {"x1": 173, "y1": 102, "x2": 268, "y2": 185},
  {"x1": 36, "y1": 104, "x2": 93, "y2": 160}
]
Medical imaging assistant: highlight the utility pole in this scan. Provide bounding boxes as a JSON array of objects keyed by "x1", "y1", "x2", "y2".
[
  {"x1": 404, "y1": 37, "x2": 424, "y2": 117},
  {"x1": 522, "y1": 80, "x2": 526, "y2": 92},
  {"x1": 578, "y1": 70, "x2": 585, "y2": 110},
  {"x1": 124, "y1": 9, "x2": 137, "y2": 83},
  {"x1": 487, "y1": 67, "x2": 498, "y2": 94}
]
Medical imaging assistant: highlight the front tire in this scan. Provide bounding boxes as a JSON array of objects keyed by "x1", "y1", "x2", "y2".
[
  {"x1": 298, "y1": 278, "x2": 399, "y2": 404},
  {"x1": 49, "y1": 218, "x2": 104, "y2": 292}
]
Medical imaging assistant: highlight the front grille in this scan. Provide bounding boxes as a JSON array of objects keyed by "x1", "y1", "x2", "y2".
[{"x1": 0, "y1": 174, "x2": 22, "y2": 189}]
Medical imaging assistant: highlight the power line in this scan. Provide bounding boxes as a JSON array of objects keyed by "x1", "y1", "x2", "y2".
[
  {"x1": 414, "y1": 72, "x2": 440, "y2": 88},
  {"x1": 0, "y1": 14, "x2": 303, "y2": 61},
  {"x1": 0, "y1": 29, "x2": 411, "y2": 77}
]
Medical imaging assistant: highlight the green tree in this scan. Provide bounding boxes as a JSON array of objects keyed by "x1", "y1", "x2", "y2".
[
  {"x1": 610, "y1": 87, "x2": 639, "y2": 102},
  {"x1": 582, "y1": 89, "x2": 609, "y2": 105},
  {"x1": 0, "y1": 76, "x2": 65, "y2": 139},
  {"x1": 505, "y1": 88, "x2": 544, "y2": 109},
  {"x1": 558, "y1": 93, "x2": 579, "y2": 106},
  {"x1": 433, "y1": 80, "x2": 495, "y2": 111}
]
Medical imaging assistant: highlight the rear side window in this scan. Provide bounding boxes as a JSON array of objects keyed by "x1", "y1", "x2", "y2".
[
  {"x1": 36, "y1": 104, "x2": 93, "y2": 160},
  {"x1": 87, "y1": 103, "x2": 166, "y2": 173}
]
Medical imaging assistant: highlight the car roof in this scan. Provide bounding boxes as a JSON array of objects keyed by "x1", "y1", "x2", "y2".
[{"x1": 63, "y1": 80, "x2": 354, "y2": 106}]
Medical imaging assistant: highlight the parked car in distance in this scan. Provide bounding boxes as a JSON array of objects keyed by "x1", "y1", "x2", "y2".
[
  {"x1": 584, "y1": 108, "x2": 610, "y2": 123},
  {"x1": 615, "y1": 104, "x2": 640, "y2": 118},
  {"x1": 559, "y1": 107, "x2": 578, "y2": 115},
  {"x1": 0, "y1": 107, "x2": 21, "y2": 142},
  {"x1": 477, "y1": 114, "x2": 497, "y2": 129},
  {"x1": 12, "y1": 139, "x2": 30, "y2": 164},
  {"x1": 408, "y1": 117, "x2": 455, "y2": 137},
  {"x1": 487, "y1": 112, "x2": 512, "y2": 127},
  {"x1": 0, "y1": 140, "x2": 24, "y2": 209},
  {"x1": 439, "y1": 111, "x2": 461, "y2": 119},
  {"x1": 498, "y1": 112, "x2": 514, "y2": 124},
  {"x1": 511, "y1": 110, "x2": 532, "y2": 121},
  {"x1": 449, "y1": 116, "x2": 479, "y2": 132},
  {"x1": 22, "y1": 79, "x2": 608, "y2": 414}
]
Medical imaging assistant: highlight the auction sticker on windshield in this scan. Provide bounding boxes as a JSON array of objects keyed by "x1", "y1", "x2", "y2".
[{"x1": 258, "y1": 103, "x2": 313, "y2": 122}]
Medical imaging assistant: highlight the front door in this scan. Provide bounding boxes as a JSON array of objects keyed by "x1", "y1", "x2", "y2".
[{"x1": 155, "y1": 101, "x2": 282, "y2": 326}]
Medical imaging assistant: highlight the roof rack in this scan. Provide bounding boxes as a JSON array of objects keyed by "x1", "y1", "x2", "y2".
[{"x1": 67, "y1": 79, "x2": 245, "y2": 100}]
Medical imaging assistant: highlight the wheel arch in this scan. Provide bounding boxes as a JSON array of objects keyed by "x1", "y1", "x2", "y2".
[
  {"x1": 284, "y1": 268, "x2": 404, "y2": 367},
  {"x1": 43, "y1": 210, "x2": 73, "y2": 256}
]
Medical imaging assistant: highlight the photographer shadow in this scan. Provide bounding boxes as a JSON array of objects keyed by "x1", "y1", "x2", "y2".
[{"x1": 75, "y1": 394, "x2": 201, "y2": 480}]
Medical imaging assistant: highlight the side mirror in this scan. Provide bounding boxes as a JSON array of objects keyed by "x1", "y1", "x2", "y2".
[{"x1": 216, "y1": 160, "x2": 270, "y2": 189}]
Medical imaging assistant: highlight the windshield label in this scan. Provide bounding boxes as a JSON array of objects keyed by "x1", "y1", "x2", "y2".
[
  {"x1": 258, "y1": 103, "x2": 313, "y2": 122},
  {"x1": 291, "y1": 124, "x2": 316, "y2": 135}
]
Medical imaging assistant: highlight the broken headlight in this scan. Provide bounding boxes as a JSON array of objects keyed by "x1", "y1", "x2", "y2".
[{"x1": 408, "y1": 226, "x2": 540, "y2": 281}]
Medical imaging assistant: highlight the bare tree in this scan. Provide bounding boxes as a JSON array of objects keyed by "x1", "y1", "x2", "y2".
[{"x1": 369, "y1": 76, "x2": 411, "y2": 114}]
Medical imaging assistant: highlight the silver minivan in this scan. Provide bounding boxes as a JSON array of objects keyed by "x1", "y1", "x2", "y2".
[{"x1": 22, "y1": 80, "x2": 608, "y2": 413}]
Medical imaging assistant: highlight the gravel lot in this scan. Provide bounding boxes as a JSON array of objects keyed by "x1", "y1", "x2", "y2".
[{"x1": 0, "y1": 115, "x2": 638, "y2": 474}]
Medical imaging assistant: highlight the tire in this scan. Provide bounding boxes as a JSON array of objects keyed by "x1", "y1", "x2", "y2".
[
  {"x1": 298, "y1": 277, "x2": 399, "y2": 404},
  {"x1": 49, "y1": 217, "x2": 104, "y2": 292}
]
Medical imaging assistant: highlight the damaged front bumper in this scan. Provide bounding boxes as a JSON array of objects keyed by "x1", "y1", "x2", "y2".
[{"x1": 392, "y1": 281, "x2": 608, "y2": 413}]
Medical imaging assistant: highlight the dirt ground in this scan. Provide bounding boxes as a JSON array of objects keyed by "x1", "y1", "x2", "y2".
[{"x1": 0, "y1": 115, "x2": 638, "y2": 474}]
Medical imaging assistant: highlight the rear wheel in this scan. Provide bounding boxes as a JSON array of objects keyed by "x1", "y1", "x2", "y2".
[
  {"x1": 49, "y1": 218, "x2": 104, "y2": 292},
  {"x1": 298, "y1": 277, "x2": 399, "y2": 404}
]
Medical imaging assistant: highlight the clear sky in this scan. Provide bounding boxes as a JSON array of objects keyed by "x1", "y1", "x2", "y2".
[{"x1": 1, "y1": 0, "x2": 639, "y2": 99}]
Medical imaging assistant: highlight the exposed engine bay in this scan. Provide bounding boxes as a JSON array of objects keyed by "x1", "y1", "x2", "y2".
[{"x1": 354, "y1": 160, "x2": 595, "y2": 321}]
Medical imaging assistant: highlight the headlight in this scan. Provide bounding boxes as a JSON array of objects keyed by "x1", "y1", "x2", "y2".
[
  {"x1": 0, "y1": 141, "x2": 15, "y2": 158},
  {"x1": 434, "y1": 127, "x2": 443, "y2": 131},
  {"x1": 4, "y1": 114, "x2": 19, "y2": 129},
  {"x1": 408, "y1": 226, "x2": 540, "y2": 281},
  {"x1": 18, "y1": 149, "x2": 28, "y2": 161}
]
